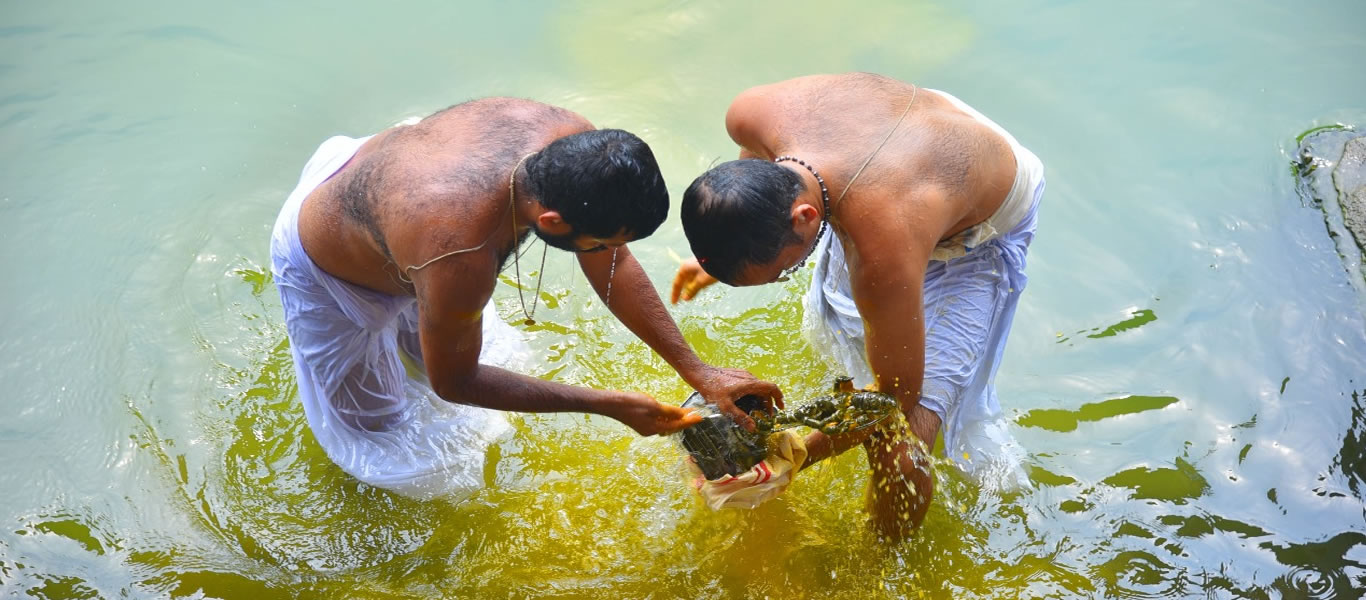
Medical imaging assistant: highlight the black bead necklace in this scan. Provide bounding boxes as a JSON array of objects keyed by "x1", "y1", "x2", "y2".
[
  {"x1": 767, "y1": 85, "x2": 919, "y2": 283},
  {"x1": 773, "y1": 155, "x2": 831, "y2": 282}
]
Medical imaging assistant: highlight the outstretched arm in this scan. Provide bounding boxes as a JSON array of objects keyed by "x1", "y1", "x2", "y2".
[
  {"x1": 412, "y1": 250, "x2": 699, "y2": 436},
  {"x1": 579, "y1": 245, "x2": 783, "y2": 430}
]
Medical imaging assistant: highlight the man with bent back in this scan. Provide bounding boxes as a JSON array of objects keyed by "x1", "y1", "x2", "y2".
[
  {"x1": 271, "y1": 98, "x2": 779, "y2": 497},
  {"x1": 672, "y1": 73, "x2": 1043, "y2": 537}
]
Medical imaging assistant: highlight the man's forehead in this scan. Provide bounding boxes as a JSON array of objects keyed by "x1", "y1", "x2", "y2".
[{"x1": 734, "y1": 260, "x2": 776, "y2": 286}]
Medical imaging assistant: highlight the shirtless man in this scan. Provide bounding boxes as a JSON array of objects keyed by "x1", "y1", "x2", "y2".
[
  {"x1": 671, "y1": 73, "x2": 1044, "y2": 537},
  {"x1": 269, "y1": 98, "x2": 780, "y2": 497}
]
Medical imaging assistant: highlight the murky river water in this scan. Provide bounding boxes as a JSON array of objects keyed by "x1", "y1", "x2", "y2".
[{"x1": 2, "y1": 1, "x2": 1365, "y2": 597}]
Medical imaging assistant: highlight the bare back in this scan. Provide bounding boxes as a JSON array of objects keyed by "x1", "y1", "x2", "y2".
[
  {"x1": 723, "y1": 76, "x2": 1030, "y2": 528},
  {"x1": 298, "y1": 98, "x2": 592, "y2": 298},
  {"x1": 725, "y1": 73, "x2": 1018, "y2": 242}
]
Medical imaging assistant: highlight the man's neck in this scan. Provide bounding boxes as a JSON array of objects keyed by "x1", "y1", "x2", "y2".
[{"x1": 776, "y1": 158, "x2": 832, "y2": 222}]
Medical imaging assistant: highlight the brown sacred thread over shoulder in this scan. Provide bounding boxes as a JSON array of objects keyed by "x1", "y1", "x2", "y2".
[{"x1": 399, "y1": 153, "x2": 535, "y2": 284}]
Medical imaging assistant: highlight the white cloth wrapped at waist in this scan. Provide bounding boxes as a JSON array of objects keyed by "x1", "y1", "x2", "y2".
[
  {"x1": 803, "y1": 89, "x2": 1045, "y2": 489},
  {"x1": 269, "y1": 134, "x2": 531, "y2": 499}
]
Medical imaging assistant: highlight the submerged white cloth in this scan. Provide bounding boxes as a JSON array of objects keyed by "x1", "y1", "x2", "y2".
[
  {"x1": 803, "y1": 94, "x2": 1044, "y2": 488},
  {"x1": 270, "y1": 135, "x2": 530, "y2": 499}
]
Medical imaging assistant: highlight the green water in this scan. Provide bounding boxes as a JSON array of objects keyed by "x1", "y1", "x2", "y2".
[{"x1": 3, "y1": 1, "x2": 1366, "y2": 598}]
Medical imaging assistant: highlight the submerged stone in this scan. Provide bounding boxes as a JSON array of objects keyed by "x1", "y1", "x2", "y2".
[
  {"x1": 1337, "y1": 137, "x2": 1366, "y2": 250},
  {"x1": 1348, "y1": 185, "x2": 1366, "y2": 245},
  {"x1": 1294, "y1": 125, "x2": 1366, "y2": 288}
]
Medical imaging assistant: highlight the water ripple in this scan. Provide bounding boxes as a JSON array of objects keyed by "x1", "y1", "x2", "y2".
[{"x1": 1274, "y1": 566, "x2": 1340, "y2": 599}]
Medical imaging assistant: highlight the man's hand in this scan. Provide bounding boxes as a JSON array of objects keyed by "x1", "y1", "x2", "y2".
[
  {"x1": 670, "y1": 258, "x2": 719, "y2": 304},
  {"x1": 693, "y1": 366, "x2": 784, "y2": 432},
  {"x1": 607, "y1": 392, "x2": 704, "y2": 436}
]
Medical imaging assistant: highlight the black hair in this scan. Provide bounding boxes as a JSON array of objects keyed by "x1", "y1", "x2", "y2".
[
  {"x1": 680, "y1": 159, "x2": 805, "y2": 285},
  {"x1": 523, "y1": 129, "x2": 668, "y2": 239}
]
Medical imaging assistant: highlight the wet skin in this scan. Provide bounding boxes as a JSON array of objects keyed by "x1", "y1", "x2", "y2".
[
  {"x1": 297, "y1": 98, "x2": 779, "y2": 438},
  {"x1": 672, "y1": 73, "x2": 1020, "y2": 537}
]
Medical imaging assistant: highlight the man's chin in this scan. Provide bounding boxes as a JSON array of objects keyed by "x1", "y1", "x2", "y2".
[{"x1": 532, "y1": 230, "x2": 579, "y2": 252}]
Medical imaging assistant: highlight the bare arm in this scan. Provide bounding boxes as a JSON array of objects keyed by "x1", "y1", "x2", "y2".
[
  {"x1": 843, "y1": 183, "x2": 969, "y2": 431},
  {"x1": 795, "y1": 188, "x2": 961, "y2": 538},
  {"x1": 724, "y1": 88, "x2": 783, "y2": 162},
  {"x1": 847, "y1": 236, "x2": 937, "y2": 441},
  {"x1": 579, "y1": 245, "x2": 783, "y2": 429},
  {"x1": 412, "y1": 250, "x2": 699, "y2": 436},
  {"x1": 798, "y1": 234, "x2": 938, "y2": 467},
  {"x1": 802, "y1": 184, "x2": 965, "y2": 460},
  {"x1": 835, "y1": 188, "x2": 961, "y2": 532}
]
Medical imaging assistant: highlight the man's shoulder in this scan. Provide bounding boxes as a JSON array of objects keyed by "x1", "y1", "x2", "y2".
[
  {"x1": 731, "y1": 73, "x2": 911, "y2": 123},
  {"x1": 747, "y1": 72, "x2": 909, "y2": 96},
  {"x1": 425, "y1": 97, "x2": 588, "y2": 128}
]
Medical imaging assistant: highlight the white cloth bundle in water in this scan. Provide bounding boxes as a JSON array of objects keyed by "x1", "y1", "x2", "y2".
[
  {"x1": 689, "y1": 430, "x2": 808, "y2": 510},
  {"x1": 270, "y1": 134, "x2": 530, "y2": 499},
  {"x1": 803, "y1": 90, "x2": 1046, "y2": 489}
]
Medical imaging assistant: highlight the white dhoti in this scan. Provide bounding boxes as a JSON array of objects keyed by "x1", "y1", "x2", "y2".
[
  {"x1": 804, "y1": 90, "x2": 1045, "y2": 487},
  {"x1": 269, "y1": 135, "x2": 530, "y2": 499}
]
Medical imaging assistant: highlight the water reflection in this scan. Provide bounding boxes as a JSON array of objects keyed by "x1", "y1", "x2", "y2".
[
  {"x1": 1055, "y1": 307, "x2": 1160, "y2": 345},
  {"x1": 1018, "y1": 395, "x2": 1181, "y2": 433},
  {"x1": 1339, "y1": 390, "x2": 1366, "y2": 497}
]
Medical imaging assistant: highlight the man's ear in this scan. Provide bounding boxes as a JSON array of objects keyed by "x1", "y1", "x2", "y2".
[
  {"x1": 790, "y1": 203, "x2": 821, "y2": 227},
  {"x1": 535, "y1": 211, "x2": 572, "y2": 235}
]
